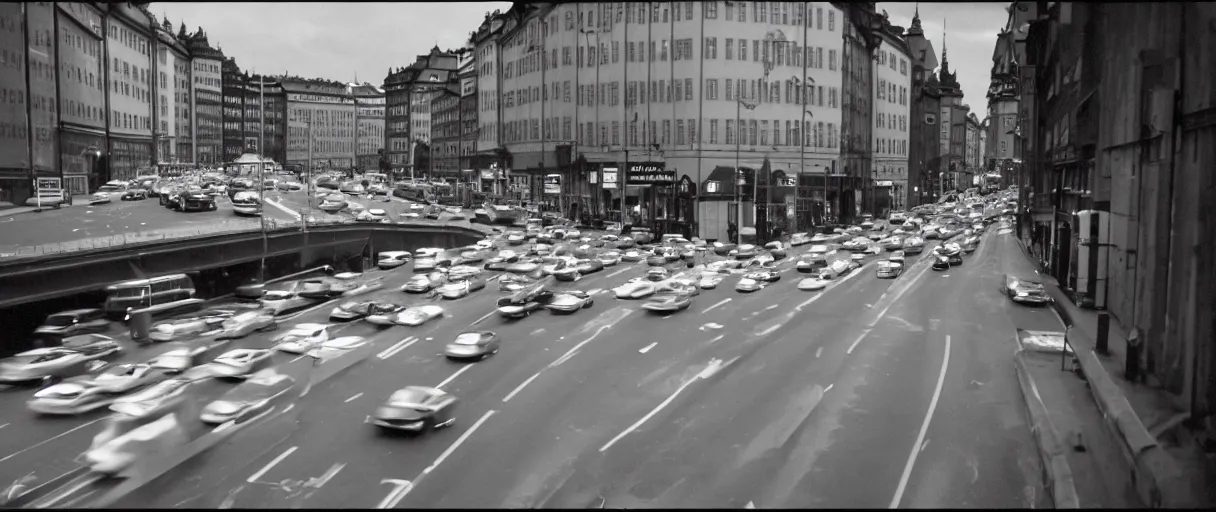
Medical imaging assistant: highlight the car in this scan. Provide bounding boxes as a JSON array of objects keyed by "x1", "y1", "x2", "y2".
[
  {"x1": 271, "y1": 323, "x2": 331, "y2": 354},
  {"x1": 735, "y1": 277, "x2": 764, "y2": 292},
  {"x1": 789, "y1": 233, "x2": 812, "y2": 247},
  {"x1": 149, "y1": 315, "x2": 227, "y2": 342},
  {"x1": 82, "y1": 363, "x2": 169, "y2": 394},
  {"x1": 818, "y1": 259, "x2": 853, "y2": 280},
  {"x1": 630, "y1": 228, "x2": 655, "y2": 244},
  {"x1": 597, "y1": 252, "x2": 622, "y2": 266},
  {"x1": 377, "y1": 251, "x2": 412, "y2": 270},
  {"x1": 640, "y1": 282, "x2": 697, "y2": 313},
  {"x1": 888, "y1": 250, "x2": 906, "y2": 263},
  {"x1": 1001, "y1": 275, "x2": 1054, "y2": 305},
  {"x1": 436, "y1": 275, "x2": 488, "y2": 299},
  {"x1": 455, "y1": 249, "x2": 485, "y2": 266},
  {"x1": 645, "y1": 254, "x2": 667, "y2": 267},
  {"x1": 712, "y1": 241, "x2": 737, "y2": 255},
  {"x1": 34, "y1": 308, "x2": 110, "y2": 339},
  {"x1": 795, "y1": 256, "x2": 820, "y2": 274},
  {"x1": 413, "y1": 256, "x2": 453, "y2": 272},
  {"x1": 107, "y1": 378, "x2": 193, "y2": 417},
  {"x1": 27, "y1": 379, "x2": 124, "y2": 415},
  {"x1": 931, "y1": 255, "x2": 951, "y2": 271},
  {"x1": 338, "y1": 181, "x2": 366, "y2": 195},
  {"x1": 842, "y1": 237, "x2": 870, "y2": 251},
  {"x1": 646, "y1": 267, "x2": 670, "y2": 281},
  {"x1": 119, "y1": 188, "x2": 151, "y2": 202},
  {"x1": 859, "y1": 220, "x2": 875, "y2": 230},
  {"x1": 306, "y1": 336, "x2": 371, "y2": 360},
  {"x1": 174, "y1": 188, "x2": 217, "y2": 212},
  {"x1": 947, "y1": 252, "x2": 963, "y2": 266},
  {"x1": 0, "y1": 347, "x2": 111, "y2": 384},
  {"x1": 402, "y1": 272, "x2": 447, "y2": 293},
  {"x1": 876, "y1": 260, "x2": 904, "y2": 279},
  {"x1": 317, "y1": 193, "x2": 348, "y2": 213},
  {"x1": 505, "y1": 257, "x2": 543, "y2": 274},
  {"x1": 505, "y1": 231, "x2": 527, "y2": 245},
  {"x1": 809, "y1": 233, "x2": 838, "y2": 244},
  {"x1": 620, "y1": 250, "x2": 645, "y2": 262},
  {"x1": 200, "y1": 369, "x2": 297, "y2": 425},
  {"x1": 330, "y1": 300, "x2": 392, "y2": 321},
  {"x1": 371, "y1": 386, "x2": 458, "y2": 433},
  {"x1": 612, "y1": 278, "x2": 658, "y2": 299},
  {"x1": 383, "y1": 304, "x2": 446, "y2": 326},
  {"x1": 615, "y1": 237, "x2": 637, "y2": 249},
  {"x1": 356, "y1": 208, "x2": 391, "y2": 223},
  {"x1": 544, "y1": 290, "x2": 595, "y2": 314},
  {"x1": 902, "y1": 237, "x2": 925, "y2": 255},
  {"x1": 552, "y1": 265, "x2": 581, "y2": 282},
  {"x1": 230, "y1": 190, "x2": 263, "y2": 216},
  {"x1": 745, "y1": 269, "x2": 781, "y2": 282},
  {"x1": 184, "y1": 349, "x2": 275, "y2": 381},
  {"x1": 484, "y1": 250, "x2": 521, "y2": 271},
  {"x1": 796, "y1": 277, "x2": 829, "y2": 291},
  {"x1": 732, "y1": 244, "x2": 759, "y2": 260},
  {"x1": 89, "y1": 181, "x2": 128, "y2": 205},
  {"x1": 495, "y1": 283, "x2": 557, "y2": 318},
  {"x1": 697, "y1": 271, "x2": 725, "y2": 289},
  {"x1": 539, "y1": 256, "x2": 575, "y2": 276},
  {"x1": 765, "y1": 241, "x2": 788, "y2": 259},
  {"x1": 575, "y1": 258, "x2": 605, "y2": 275},
  {"x1": 806, "y1": 244, "x2": 836, "y2": 266},
  {"x1": 444, "y1": 331, "x2": 501, "y2": 360},
  {"x1": 880, "y1": 236, "x2": 904, "y2": 252},
  {"x1": 498, "y1": 273, "x2": 539, "y2": 293},
  {"x1": 216, "y1": 309, "x2": 277, "y2": 339},
  {"x1": 259, "y1": 287, "x2": 321, "y2": 316}
]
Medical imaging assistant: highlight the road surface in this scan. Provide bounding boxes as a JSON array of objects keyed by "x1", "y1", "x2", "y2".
[{"x1": 0, "y1": 225, "x2": 1055, "y2": 508}]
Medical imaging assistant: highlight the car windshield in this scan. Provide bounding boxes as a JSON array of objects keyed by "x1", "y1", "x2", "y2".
[
  {"x1": 389, "y1": 388, "x2": 434, "y2": 406},
  {"x1": 43, "y1": 314, "x2": 76, "y2": 326},
  {"x1": 98, "y1": 185, "x2": 121, "y2": 192},
  {"x1": 453, "y1": 333, "x2": 482, "y2": 345}
]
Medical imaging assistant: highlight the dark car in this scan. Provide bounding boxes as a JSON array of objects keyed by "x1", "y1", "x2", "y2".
[
  {"x1": 931, "y1": 255, "x2": 951, "y2": 271},
  {"x1": 947, "y1": 252, "x2": 963, "y2": 266},
  {"x1": 34, "y1": 308, "x2": 110, "y2": 340},
  {"x1": 121, "y1": 189, "x2": 149, "y2": 201},
  {"x1": 443, "y1": 331, "x2": 500, "y2": 360},
  {"x1": 495, "y1": 283, "x2": 556, "y2": 319},
  {"x1": 371, "y1": 386, "x2": 457, "y2": 433},
  {"x1": 200, "y1": 369, "x2": 298, "y2": 425},
  {"x1": 1000, "y1": 275, "x2": 1053, "y2": 305}
]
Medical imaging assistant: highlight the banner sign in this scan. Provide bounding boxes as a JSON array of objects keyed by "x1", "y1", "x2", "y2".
[
  {"x1": 626, "y1": 163, "x2": 674, "y2": 185},
  {"x1": 36, "y1": 177, "x2": 62, "y2": 191},
  {"x1": 602, "y1": 167, "x2": 618, "y2": 189},
  {"x1": 543, "y1": 174, "x2": 561, "y2": 195}
]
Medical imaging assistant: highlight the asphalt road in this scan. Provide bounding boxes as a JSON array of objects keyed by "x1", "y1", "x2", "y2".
[
  {"x1": 0, "y1": 223, "x2": 1058, "y2": 509},
  {"x1": 0, "y1": 194, "x2": 299, "y2": 257}
]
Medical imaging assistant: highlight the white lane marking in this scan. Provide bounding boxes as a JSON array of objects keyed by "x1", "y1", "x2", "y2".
[
  {"x1": 607, "y1": 268, "x2": 630, "y2": 278},
  {"x1": 470, "y1": 311, "x2": 495, "y2": 326},
  {"x1": 794, "y1": 295, "x2": 819, "y2": 312},
  {"x1": 815, "y1": 346, "x2": 823, "y2": 358},
  {"x1": 701, "y1": 298, "x2": 732, "y2": 314},
  {"x1": 765, "y1": 304, "x2": 779, "y2": 311},
  {"x1": 550, "y1": 324, "x2": 612, "y2": 368},
  {"x1": 502, "y1": 372, "x2": 542, "y2": 402},
  {"x1": 699, "y1": 322, "x2": 724, "y2": 331},
  {"x1": 587, "y1": 288, "x2": 603, "y2": 296},
  {"x1": 377, "y1": 336, "x2": 418, "y2": 360},
  {"x1": 825, "y1": 383, "x2": 834, "y2": 393},
  {"x1": 846, "y1": 328, "x2": 872, "y2": 355},
  {"x1": 707, "y1": 335, "x2": 725, "y2": 344},
  {"x1": 889, "y1": 335, "x2": 951, "y2": 509},
  {"x1": 754, "y1": 324, "x2": 781, "y2": 337},
  {"x1": 599, "y1": 358, "x2": 733, "y2": 452},
  {"x1": 264, "y1": 198, "x2": 303, "y2": 220},
  {"x1": 0, "y1": 423, "x2": 7, "y2": 430},
  {"x1": 376, "y1": 479, "x2": 414, "y2": 509},
  {"x1": 289, "y1": 355, "x2": 307, "y2": 363},
  {"x1": 639, "y1": 342, "x2": 657, "y2": 353},
  {"x1": 247, "y1": 446, "x2": 298, "y2": 483},
  {"x1": 421, "y1": 410, "x2": 496, "y2": 475},
  {"x1": 344, "y1": 393, "x2": 363, "y2": 403},
  {"x1": 309, "y1": 462, "x2": 346, "y2": 489},
  {"x1": 0, "y1": 417, "x2": 105, "y2": 463},
  {"x1": 436, "y1": 364, "x2": 474, "y2": 390}
]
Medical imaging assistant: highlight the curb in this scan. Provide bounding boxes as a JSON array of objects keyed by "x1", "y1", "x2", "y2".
[
  {"x1": 1013, "y1": 349, "x2": 1082, "y2": 508},
  {"x1": 1073, "y1": 347, "x2": 1194, "y2": 507}
]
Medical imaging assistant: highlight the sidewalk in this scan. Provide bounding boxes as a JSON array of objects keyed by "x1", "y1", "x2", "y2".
[
  {"x1": 0, "y1": 195, "x2": 94, "y2": 216},
  {"x1": 1010, "y1": 234, "x2": 1207, "y2": 508}
]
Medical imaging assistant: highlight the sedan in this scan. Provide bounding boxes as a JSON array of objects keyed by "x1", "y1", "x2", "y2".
[
  {"x1": 796, "y1": 277, "x2": 829, "y2": 291},
  {"x1": 384, "y1": 304, "x2": 446, "y2": 326},
  {"x1": 330, "y1": 300, "x2": 391, "y2": 321},
  {"x1": 880, "y1": 237, "x2": 904, "y2": 252},
  {"x1": 371, "y1": 386, "x2": 457, "y2": 433},
  {"x1": 200, "y1": 369, "x2": 297, "y2": 425},
  {"x1": 597, "y1": 252, "x2": 622, "y2": 267},
  {"x1": 795, "y1": 257, "x2": 819, "y2": 274},
  {"x1": 947, "y1": 252, "x2": 964, "y2": 266},
  {"x1": 185, "y1": 349, "x2": 275, "y2": 381},
  {"x1": 735, "y1": 277, "x2": 764, "y2": 293},
  {"x1": 552, "y1": 265, "x2": 581, "y2": 282},
  {"x1": 148, "y1": 316, "x2": 224, "y2": 342},
  {"x1": 544, "y1": 290, "x2": 595, "y2": 314},
  {"x1": 2, "y1": 339, "x2": 122, "y2": 385},
  {"x1": 483, "y1": 250, "x2": 520, "y2": 271},
  {"x1": 84, "y1": 363, "x2": 169, "y2": 394},
  {"x1": 646, "y1": 267, "x2": 670, "y2": 281},
  {"x1": 712, "y1": 242, "x2": 737, "y2": 255},
  {"x1": 444, "y1": 331, "x2": 500, "y2": 360},
  {"x1": 505, "y1": 257, "x2": 543, "y2": 274},
  {"x1": 402, "y1": 272, "x2": 447, "y2": 293},
  {"x1": 732, "y1": 244, "x2": 759, "y2": 260},
  {"x1": 436, "y1": 275, "x2": 488, "y2": 299},
  {"x1": 216, "y1": 309, "x2": 277, "y2": 339},
  {"x1": 697, "y1": 272, "x2": 725, "y2": 290},
  {"x1": 931, "y1": 255, "x2": 952, "y2": 271},
  {"x1": 746, "y1": 270, "x2": 781, "y2": 283},
  {"x1": 120, "y1": 188, "x2": 149, "y2": 201},
  {"x1": 613, "y1": 278, "x2": 658, "y2": 299},
  {"x1": 765, "y1": 241, "x2": 788, "y2": 260},
  {"x1": 620, "y1": 250, "x2": 645, "y2": 263},
  {"x1": 1001, "y1": 275, "x2": 1054, "y2": 305},
  {"x1": 498, "y1": 273, "x2": 539, "y2": 293},
  {"x1": 876, "y1": 261, "x2": 904, "y2": 279},
  {"x1": 317, "y1": 194, "x2": 348, "y2": 213},
  {"x1": 356, "y1": 208, "x2": 391, "y2": 223},
  {"x1": 34, "y1": 308, "x2": 110, "y2": 339},
  {"x1": 505, "y1": 231, "x2": 527, "y2": 245},
  {"x1": 377, "y1": 251, "x2": 412, "y2": 270},
  {"x1": 271, "y1": 323, "x2": 331, "y2": 354},
  {"x1": 576, "y1": 258, "x2": 605, "y2": 275},
  {"x1": 640, "y1": 284, "x2": 696, "y2": 313},
  {"x1": 903, "y1": 238, "x2": 925, "y2": 255},
  {"x1": 888, "y1": 250, "x2": 907, "y2": 264},
  {"x1": 28, "y1": 380, "x2": 122, "y2": 415}
]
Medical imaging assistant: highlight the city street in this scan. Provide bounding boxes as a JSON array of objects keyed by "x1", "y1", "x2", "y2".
[
  {"x1": 0, "y1": 195, "x2": 299, "y2": 258},
  {"x1": 0, "y1": 224, "x2": 1059, "y2": 508}
]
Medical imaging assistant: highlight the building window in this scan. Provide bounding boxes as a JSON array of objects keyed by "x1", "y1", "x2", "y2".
[
  {"x1": 828, "y1": 10, "x2": 835, "y2": 31},
  {"x1": 725, "y1": 38, "x2": 733, "y2": 60},
  {"x1": 725, "y1": 119, "x2": 734, "y2": 145},
  {"x1": 704, "y1": 2, "x2": 716, "y2": 19}
]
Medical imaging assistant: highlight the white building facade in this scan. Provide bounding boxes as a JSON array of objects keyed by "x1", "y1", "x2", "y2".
[
  {"x1": 496, "y1": 1, "x2": 846, "y2": 236},
  {"x1": 872, "y1": 31, "x2": 911, "y2": 211}
]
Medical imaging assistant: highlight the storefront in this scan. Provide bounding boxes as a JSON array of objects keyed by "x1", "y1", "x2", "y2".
[
  {"x1": 59, "y1": 127, "x2": 106, "y2": 194},
  {"x1": 108, "y1": 136, "x2": 154, "y2": 182},
  {"x1": 622, "y1": 162, "x2": 676, "y2": 231}
]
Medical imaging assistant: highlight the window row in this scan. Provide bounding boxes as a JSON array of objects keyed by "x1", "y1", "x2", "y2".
[
  {"x1": 112, "y1": 110, "x2": 151, "y2": 131},
  {"x1": 876, "y1": 79, "x2": 908, "y2": 106},
  {"x1": 875, "y1": 138, "x2": 906, "y2": 156},
  {"x1": 499, "y1": 115, "x2": 841, "y2": 150},
  {"x1": 876, "y1": 112, "x2": 908, "y2": 133}
]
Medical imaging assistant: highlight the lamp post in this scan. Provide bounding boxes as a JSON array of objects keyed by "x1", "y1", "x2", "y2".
[{"x1": 735, "y1": 170, "x2": 746, "y2": 245}]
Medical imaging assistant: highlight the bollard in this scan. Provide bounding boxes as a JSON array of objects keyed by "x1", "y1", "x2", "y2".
[
  {"x1": 1096, "y1": 313, "x2": 1110, "y2": 355},
  {"x1": 1125, "y1": 327, "x2": 1142, "y2": 382},
  {"x1": 127, "y1": 309, "x2": 153, "y2": 343}
]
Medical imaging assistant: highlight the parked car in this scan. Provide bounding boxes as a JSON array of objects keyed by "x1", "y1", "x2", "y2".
[
  {"x1": 1000, "y1": 274, "x2": 1053, "y2": 305},
  {"x1": 34, "y1": 308, "x2": 110, "y2": 340},
  {"x1": 876, "y1": 260, "x2": 904, "y2": 279},
  {"x1": 376, "y1": 251, "x2": 412, "y2": 270}
]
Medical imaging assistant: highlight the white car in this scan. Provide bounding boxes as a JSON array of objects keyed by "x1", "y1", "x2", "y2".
[
  {"x1": 357, "y1": 208, "x2": 390, "y2": 223},
  {"x1": 697, "y1": 272, "x2": 725, "y2": 289},
  {"x1": 194, "y1": 349, "x2": 275, "y2": 380},
  {"x1": 390, "y1": 304, "x2": 447, "y2": 326},
  {"x1": 271, "y1": 323, "x2": 331, "y2": 354},
  {"x1": 806, "y1": 245, "x2": 834, "y2": 265},
  {"x1": 796, "y1": 277, "x2": 830, "y2": 291},
  {"x1": 89, "y1": 181, "x2": 128, "y2": 205},
  {"x1": 475, "y1": 239, "x2": 495, "y2": 250},
  {"x1": 415, "y1": 247, "x2": 444, "y2": 259},
  {"x1": 789, "y1": 233, "x2": 812, "y2": 246},
  {"x1": 597, "y1": 251, "x2": 622, "y2": 266},
  {"x1": 613, "y1": 278, "x2": 658, "y2": 299},
  {"x1": 377, "y1": 251, "x2": 412, "y2": 269}
]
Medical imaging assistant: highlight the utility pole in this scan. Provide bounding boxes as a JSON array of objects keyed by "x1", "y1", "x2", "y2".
[{"x1": 256, "y1": 70, "x2": 267, "y2": 282}]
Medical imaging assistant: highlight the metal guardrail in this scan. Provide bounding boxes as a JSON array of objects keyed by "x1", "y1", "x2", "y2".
[{"x1": 0, "y1": 214, "x2": 494, "y2": 262}]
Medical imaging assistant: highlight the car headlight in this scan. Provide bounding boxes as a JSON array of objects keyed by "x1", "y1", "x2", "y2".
[{"x1": 1016, "y1": 292, "x2": 1028, "y2": 297}]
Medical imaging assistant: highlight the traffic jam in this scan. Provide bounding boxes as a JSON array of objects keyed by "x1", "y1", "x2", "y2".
[{"x1": 0, "y1": 194, "x2": 1019, "y2": 504}]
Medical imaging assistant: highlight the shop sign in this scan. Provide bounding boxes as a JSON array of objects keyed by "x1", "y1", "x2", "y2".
[
  {"x1": 543, "y1": 174, "x2": 561, "y2": 195},
  {"x1": 36, "y1": 177, "x2": 61, "y2": 191},
  {"x1": 626, "y1": 163, "x2": 673, "y2": 185},
  {"x1": 480, "y1": 170, "x2": 496, "y2": 180},
  {"x1": 875, "y1": 180, "x2": 894, "y2": 187},
  {"x1": 602, "y1": 167, "x2": 618, "y2": 189}
]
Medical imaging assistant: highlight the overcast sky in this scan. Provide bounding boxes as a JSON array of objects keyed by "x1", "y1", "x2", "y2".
[{"x1": 159, "y1": 2, "x2": 1005, "y2": 115}]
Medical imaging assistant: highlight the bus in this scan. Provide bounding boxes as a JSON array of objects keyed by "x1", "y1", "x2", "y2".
[
  {"x1": 392, "y1": 182, "x2": 435, "y2": 202},
  {"x1": 103, "y1": 273, "x2": 201, "y2": 319}
]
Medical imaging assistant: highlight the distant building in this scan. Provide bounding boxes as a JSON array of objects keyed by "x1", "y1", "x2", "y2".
[
  {"x1": 873, "y1": 20, "x2": 912, "y2": 212},
  {"x1": 283, "y1": 77, "x2": 356, "y2": 171},
  {"x1": 351, "y1": 83, "x2": 385, "y2": 172},
  {"x1": 105, "y1": 3, "x2": 156, "y2": 180},
  {"x1": 934, "y1": 25, "x2": 966, "y2": 194},
  {"x1": 429, "y1": 85, "x2": 462, "y2": 178},
  {"x1": 169, "y1": 22, "x2": 194, "y2": 167},
  {"x1": 382, "y1": 47, "x2": 459, "y2": 174},
  {"x1": 903, "y1": 5, "x2": 940, "y2": 207},
  {"x1": 964, "y1": 112, "x2": 981, "y2": 180},
  {"x1": 184, "y1": 28, "x2": 224, "y2": 166},
  {"x1": 56, "y1": 3, "x2": 108, "y2": 195}
]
